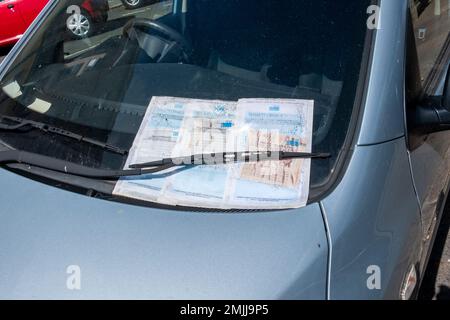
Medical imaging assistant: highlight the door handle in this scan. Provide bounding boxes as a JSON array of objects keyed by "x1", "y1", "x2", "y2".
[{"x1": 7, "y1": 4, "x2": 14, "y2": 9}]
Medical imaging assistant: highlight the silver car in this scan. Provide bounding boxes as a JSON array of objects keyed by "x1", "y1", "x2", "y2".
[{"x1": 0, "y1": 0, "x2": 449, "y2": 299}]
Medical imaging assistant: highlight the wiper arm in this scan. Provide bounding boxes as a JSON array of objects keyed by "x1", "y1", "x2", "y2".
[
  {"x1": 0, "y1": 150, "x2": 330, "y2": 180},
  {"x1": 0, "y1": 115, "x2": 128, "y2": 155},
  {"x1": 0, "y1": 150, "x2": 174, "y2": 179},
  {"x1": 129, "y1": 151, "x2": 331, "y2": 169}
]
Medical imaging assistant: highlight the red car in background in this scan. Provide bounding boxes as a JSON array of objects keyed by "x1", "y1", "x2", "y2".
[{"x1": 0, "y1": 0, "x2": 109, "y2": 47}]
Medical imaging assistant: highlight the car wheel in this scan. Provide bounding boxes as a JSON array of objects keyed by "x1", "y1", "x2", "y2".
[
  {"x1": 121, "y1": 0, "x2": 144, "y2": 9},
  {"x1": 66, "y1": 10, "x2": 94, "y2": 40}
]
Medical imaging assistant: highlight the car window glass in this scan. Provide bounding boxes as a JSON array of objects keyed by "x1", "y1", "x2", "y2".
[
  {"x1": 410, "y1": 0, "x2": 450, "y2": 94},
  {"x1": 0, "y1": 0, "x2": 370, "y2": 198},
  {"x1": 63, "y1": 0, "x2": 174, "y2": 60}
]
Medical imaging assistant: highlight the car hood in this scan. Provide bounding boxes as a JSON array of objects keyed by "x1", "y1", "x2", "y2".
[{"x1": 0, "y1": 168, "x2": 328, "y2": 299}]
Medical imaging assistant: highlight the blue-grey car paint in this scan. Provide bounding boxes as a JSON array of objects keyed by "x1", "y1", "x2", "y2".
[
  {"x1": 408, "y1": 132, "x2": 450, "y2": 275},
  {"x1": 0, "y1": 0, "x2": 330, "y2": 299},
  {"x1": 321, "y1": 138, "x2": 422, "y2": 299},
  {"x1": 0, "y1": 0, "x2": 443, "y2": 299},
  {"x1": 0, "y1": 168, "x2": 328, "y2": 299},
  {"x1": 320, "y1": 0, "x2": 423, "y2": 299},
  {"x1": 357, "y1": 0, "x2": 407, "y2": 146}
]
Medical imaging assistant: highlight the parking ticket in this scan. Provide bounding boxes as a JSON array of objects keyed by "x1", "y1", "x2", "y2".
[{"x1": 113, "y1": 96, "x2": 314, "y2": 209}]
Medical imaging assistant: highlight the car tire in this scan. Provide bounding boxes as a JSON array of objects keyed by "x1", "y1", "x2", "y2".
[
  {"x1": 121, "y1": 0, "x2": 144, "y2": 9},
  {"x1": 66, "y1": 9, "x2": 94, "y2": 40}
]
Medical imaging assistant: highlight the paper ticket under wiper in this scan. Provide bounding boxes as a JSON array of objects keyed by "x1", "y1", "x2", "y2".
[
  {"x1": 113, "y1": 96, "x2": 190, "y2": 202},
  {"x1": 113, "y1": 96, "x2": 314, "y2": 209},
  {"x1": 227, "y1": 98, "x2": 314, "y2": 209},
  {"x1": 114, "y1": 97, "x2": 238, "y2": 204}
]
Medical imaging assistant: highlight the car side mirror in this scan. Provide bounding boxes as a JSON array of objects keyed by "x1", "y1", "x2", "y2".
[{"x1": 410, "y1": 67, "x2": 450, "y2": 134}]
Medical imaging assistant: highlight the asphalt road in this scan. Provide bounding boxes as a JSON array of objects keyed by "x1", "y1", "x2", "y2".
[{"x1": 0, "y1": 0, "x2": 449, "y2": 300}]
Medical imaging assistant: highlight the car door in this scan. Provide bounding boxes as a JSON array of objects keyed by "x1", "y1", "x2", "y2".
[
  {"x1": 407, "y1": 0, "x2": 450, "y2": 271},
  {"x1": 0, "y1": 0, "x2": 26, "y2": 46},
  {"x1": 16, "y1": 0, "x2": 48, "y2": 25}
]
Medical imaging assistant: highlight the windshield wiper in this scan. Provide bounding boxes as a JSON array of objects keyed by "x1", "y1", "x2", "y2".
[
  {"x1": 0, "y1": 150, "x2": 173, "y2": 179},
  {"x1": 0, "y1": 115, "x2": 128, "y2": 155},
  {"x1": 0, "y1": 150, "x2": 330, "y2": 180},
  {"x1": 129, "y1": 151, "x2": 331, "y2": 169}
]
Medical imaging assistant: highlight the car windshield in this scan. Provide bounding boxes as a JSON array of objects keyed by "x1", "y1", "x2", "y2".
[{"x1": 0, "y1": 0, "x2": 370, "y2": 206}]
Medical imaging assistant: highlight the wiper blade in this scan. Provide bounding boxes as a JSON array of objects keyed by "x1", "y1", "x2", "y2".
[
  {"x1": 0, "y1": 115, "x2": 128, "y2": 155},
  {"x1": 0, "y1": 150, "x2": 330, "y2": 180},
  {"x1": 0, "y1": 150, "x2": 173, "y2": 179},
  {"x1": 129, "y1": 151, "x2": 331, "y2": 169}
]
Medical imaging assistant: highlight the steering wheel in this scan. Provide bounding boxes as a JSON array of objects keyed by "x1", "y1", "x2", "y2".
[{"x1": 123, "y1": 18, "x2": 193, "y2": 63}]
